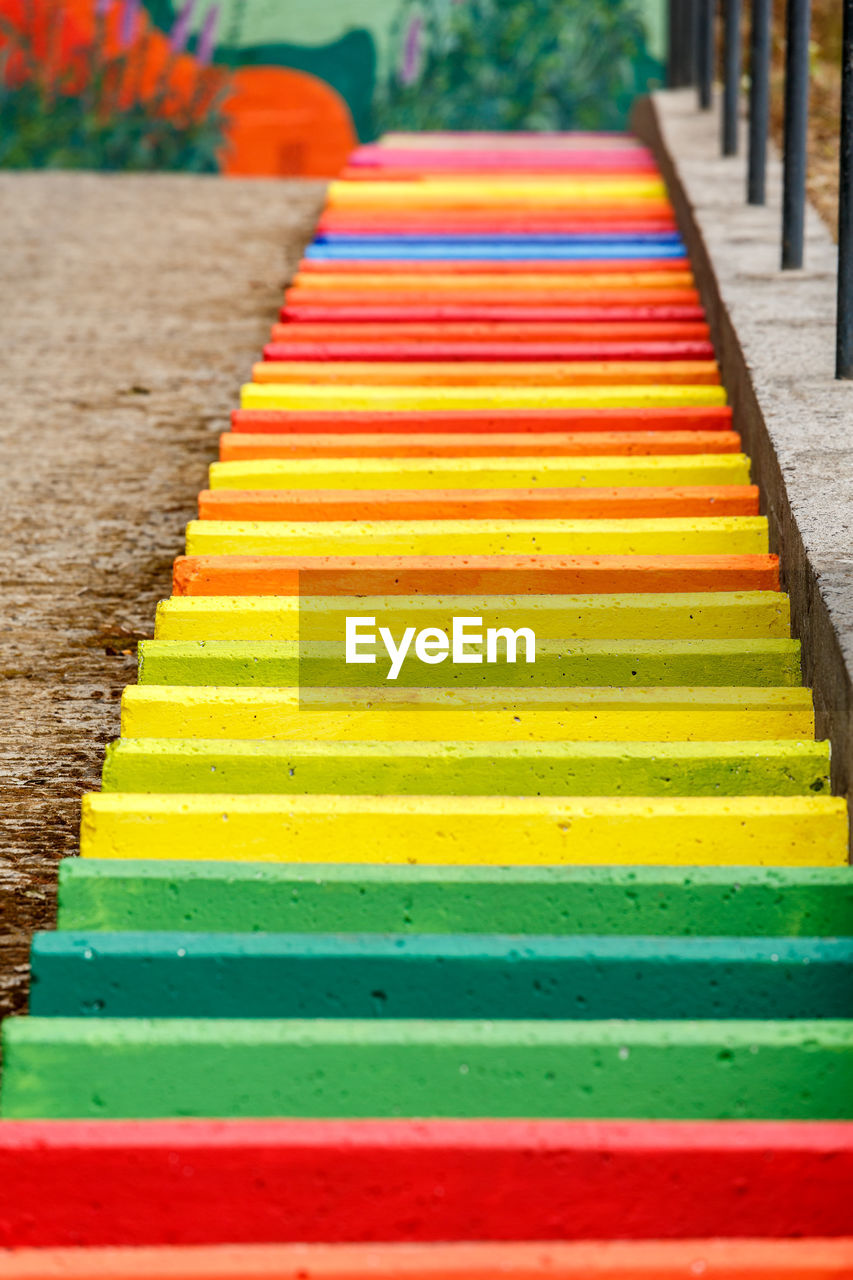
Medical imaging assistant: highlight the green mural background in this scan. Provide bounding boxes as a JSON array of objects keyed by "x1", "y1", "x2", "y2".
[{"x1": 141, "y1": 0, "x2": 665, "y2": 141}]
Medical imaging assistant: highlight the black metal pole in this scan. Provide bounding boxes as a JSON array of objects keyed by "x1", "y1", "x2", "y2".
[
  {"x1": 837, "y1": 0, "x2": 853, "y2": 377},
  {"x1": 668, "y1": 0, "x2": 683, "y2": 87},
  {"x1": 747, "y1": 0, "x2": 771, "y2": 203},
  {"x1": 668, "y1": 0, "x2": 698, "y2": 88},
  {"x1": 684, "y1": 0, "x2": 698, "y2": 85},
  {"x1": 721, "y1": 0, "x2": 742, "y2": 155},
  {"x1": 781, "y1": 0, "x2": 811, "y2": 269},
  {"x1": 697, "y1": 0, "x2": 715, "y2": 110}
]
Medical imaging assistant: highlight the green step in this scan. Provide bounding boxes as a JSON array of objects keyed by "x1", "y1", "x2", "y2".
[
  {"x1": 100, "y1": 739, "x2": 831, "y2": 797},
  {"x1": 58, "y1": 862, "x2": 853, "y2": 937},
  {"x1": 3, "y1": 1017, "x2": 851, "y2": 1119},
  {"x1": 136, "y1": 639, "x2": 802, "y2": 688},
  {"x1": 28, "y1": 932, "x2": 853, "y2": 1021}
]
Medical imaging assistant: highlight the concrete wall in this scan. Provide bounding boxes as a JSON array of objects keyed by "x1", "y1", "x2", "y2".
[{"x1": 634, "y1": 89, "x2": 853, "y2": 854}]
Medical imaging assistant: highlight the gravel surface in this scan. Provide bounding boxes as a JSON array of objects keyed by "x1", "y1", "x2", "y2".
[{"x1": 0, "y1": 172, "x2": 325, "y2": 1022}]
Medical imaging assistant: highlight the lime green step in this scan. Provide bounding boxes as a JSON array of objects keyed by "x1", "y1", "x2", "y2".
[
  {"x1": 3, "y1": 1018, "x2": 851, "y2": 1119},
  {"x1": 100, "y1": 739, "x2": 831, "y2": 797}
]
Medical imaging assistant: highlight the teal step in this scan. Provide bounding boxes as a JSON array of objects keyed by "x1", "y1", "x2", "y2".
[{"x1": 29, "y1": 931, "x2": 853, "y2": 1021}]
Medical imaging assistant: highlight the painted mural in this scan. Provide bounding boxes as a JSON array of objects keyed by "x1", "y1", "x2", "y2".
[{"x1": 0, "y1": 0, "x2": 664, "y2": 173}]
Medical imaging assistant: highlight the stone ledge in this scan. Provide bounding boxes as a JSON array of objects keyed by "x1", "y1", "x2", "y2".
[{"x1": 634, "y1": 88, "x2": 853, "y2": 854}]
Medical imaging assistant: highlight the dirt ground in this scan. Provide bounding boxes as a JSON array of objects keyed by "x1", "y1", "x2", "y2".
[{"x1": 0, "y1": 172, "x2": 325, "y2": 1022}]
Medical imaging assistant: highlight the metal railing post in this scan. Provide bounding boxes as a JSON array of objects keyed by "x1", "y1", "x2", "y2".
[
  {"x1": 697, "y1": 0, "x2": 715, "y2": 110},
  {"x1": 837, "y1": 0, "x2": 853, "y2": 377},
  {"x1": 722, "y1": 0, "x2": 742, "y2": 155},
  {"x1": 668, "y1": 0, "x2": 698, "y2": 88},
  {"x1": 781, "y1": 0, "x2": 811, "y2": 269},
  {"x1": 747, "y1": 0, "x2": 772, "y2": 203}
]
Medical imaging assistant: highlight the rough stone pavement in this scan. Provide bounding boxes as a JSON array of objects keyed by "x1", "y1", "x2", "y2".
[{"x1": 0, "y1": 172, "x2": 325, "y2": 1022}]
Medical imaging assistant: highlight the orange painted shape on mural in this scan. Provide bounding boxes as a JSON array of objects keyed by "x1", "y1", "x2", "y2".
[
  {"x1": 250, "y1": 361, "x2": 721, "y2": 387},
  {"x1": 0, "y1": 1238, "x2": 851, "y2": 1280},
  {"x1": 268, "y1": 322, "x2": 712, "y2": 343},
  {"x1": 228, "y1": 407, "x2": 735, "y2": 435},
  {"x1": 197, "y1": 486, "x2": 760, "y2": 522},
  {"x1": 219, "y1": 67, "x2": 356, "y2": 178},
  {"x1": 171, "y1": 555, "x2": 781, "y2": 598},
  {"x1": 297, "y1": 258, "x2": 691, "y2": 276},
  {"x1": 218, "y1": 431, "x2": 744, "y2": 461},
  {"x1": 283, "y1": 289, "x2": 703, "y2": 308}
]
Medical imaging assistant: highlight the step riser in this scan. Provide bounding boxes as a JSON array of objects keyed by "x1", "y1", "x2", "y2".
[
  {"x1": 120, "y1": 692, "x2": 817, "y2": 743},
  {"x1": 29, "y1": 933, "x2": 853, "y2": 1021},
  {"x1": 184, "y1": 519, "x2": 769, "y2": 559},
  {"x1": 277, "y1": 305, "x2": 707, "y2": 323},
  {"x1": 290, "y1": 276, "x2": 696, "y2": 292},
  {"x1": 2, "y1": 1118, "x2": 849, "y2": 1246},
  {"x1": 57, "y1": 863, "x2": 853, "y2": 937},
  {"x1": 240, "y1": 386, "x2": 724, "y2": 412},
  {"x1": 155, "y1": 593, "x2": 792, "y2": 642},
  {"x1": 2, "y1": 1240, "x2": 852, "y2": 1280},
  {"x1": 208, "y1": 457, "x2": 751, "y2": 488},
  {"x1": 282, "y1": 289, "x2": 704, "y2": 309},
  {"x1": 230, "y1": 407, "x2": 733, "y2": 433},
  {"x1": 80, "y1": 794, "x2": 848, "y2": 867},
  {"x1": 136, "y1": 641, "x2": 803, "y2": 690},
  {"x1": 251, "y1": 362, "x2": 719, "y2": 389},
  {"x1": 172, "y1": 555, "x2": 782, "y2": 596},
  {"x1": 220, "y1": 430, "x2": 745, "y2": 459},
  {"x1": 253, "y1": 360, "x2": 717, "y2": 384},
  {"x1": 266, "y1": 321, "x2": 712, "y2": 340},
  {"x1": 4, "y1": 1019, "x2": 852, "y2": 1120},
  {"x1": 291, "y1": 273, "x2": 696, "y2": 290},
  {"x1": 325, "y1": 176, "x2": 669, "y2": 199},
  {"x1": 198, "y1": 489, "x2": 761, "y2": 521},
  {"x1": 101, "y1": 739, "x2": 829, "y2": 797},
  {"x1": 261, "y1": 342, "x2": 715, "y2": 361}
]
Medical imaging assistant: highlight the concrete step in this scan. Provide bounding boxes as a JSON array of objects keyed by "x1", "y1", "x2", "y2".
[
  {"x1": 120, "y1": 685, "x2": 816, "y2": 743},
  {"x1": 1, "y1": 1118, "x2": 849, "y2": 1244},
  {"x1": 28, "y1": 931, "x2": 853, "y2": 1021},
  {"x1": 219, "y1": 430, "x2": 744, "y2": 459},
  {"x1": 197, "y1": 486, "x2": 760, "y2": 522},
  {"x1": 4, "y1": 1017, "x2": 852, "y2": 1119},
  {"x1": 171, "y1": 554, "x2": 781, "y2": 597},
  {"x1": 154, "y1": 592, "x2": 791, "y2": 643},
  {"x1": 57, "y1": 861, "x2": 853, "y2": 938},
  {"x1": 1, "y1": 1240, "x2": 852, "y2": 1279},
  {"x1": 79, "y1": 792, "x2": 848, "y2": 866},
  {"x1": 135, "y1": 638, "x2": 802, "y2": 690},
  {"x1": 100, "y1": 738, "x2": 828, "y2": 797},
  {"x1": 184, "y1": 517, "x2": 769, "y2": 559}
]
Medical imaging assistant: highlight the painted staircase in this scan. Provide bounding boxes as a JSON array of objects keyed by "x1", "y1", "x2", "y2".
[{"x1": 1, "y1": 131, "x2": 851, "y2": 1276}]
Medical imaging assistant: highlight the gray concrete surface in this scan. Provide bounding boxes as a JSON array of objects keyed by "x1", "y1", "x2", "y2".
[
  {"x1": 636, "y1": 90, "x2": 853, "y2": 839},
  {"x1": 0, "y1": 173, "x2": 326, "y2": 1021}
]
